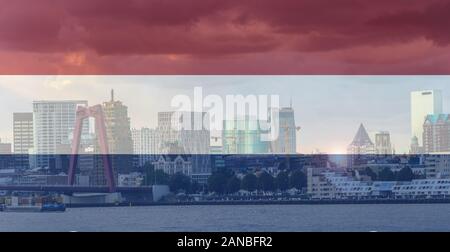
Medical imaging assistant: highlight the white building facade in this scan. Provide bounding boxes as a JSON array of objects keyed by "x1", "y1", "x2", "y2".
[
  {"x1": 13, "y1": 112, "x2": 34, "y2": 169},
  {"x1": 32, "y1": 100, "x2": 89, "y2": 168},
  {"x1": 308, "y1": 168, "x2": 450, "y2": 199},
  {"x1": 132, "y1": 127, "x2": 160, "y2": 166},
  {"x1": 153, "y1": 155, "x2": 192, "y2": 175},
  {"x1": 411, "y1": 90, "x2": 443, "y2": 147},
  {"x1": 270, "y1": 107, "x2": 297, "y2": 154}
]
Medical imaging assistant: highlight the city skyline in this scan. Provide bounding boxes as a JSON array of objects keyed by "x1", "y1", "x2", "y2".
[{"x1": 1, "y1": 76, "x2": 450, "y2": 154}]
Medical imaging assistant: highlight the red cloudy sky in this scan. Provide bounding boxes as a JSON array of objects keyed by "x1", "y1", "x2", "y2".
[{"x1": 1, "y1": 0, "x2": 450, "y2": 74}]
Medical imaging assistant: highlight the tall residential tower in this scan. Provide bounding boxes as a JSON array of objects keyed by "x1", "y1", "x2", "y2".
[
  {"x1": 13, "y1": 112, "x2": 34, "y2": 169},
  {"x1": 32, "y1": 100, "x2": 89, "y2": 168},
  {"x1": 132, "y1": 127, "x2": 159, "y2": 166},
  {"x1": 411, "y1": 90, "x2": 443, "y2": 147},
  {"x1": 93, "y1": 90, "x2": 133, "y2": 185},
  {"x1": 423, "y1": 114, "x2": 450, "y2": 153},
  {"x1": 270, "y1": 106, "x2": 297, "y2": 154},
  {"x1": 375, "y1": 131, "x2": 392, "y2": 155}
]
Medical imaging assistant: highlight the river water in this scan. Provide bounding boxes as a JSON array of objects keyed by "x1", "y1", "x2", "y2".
[{"x1": 1, "y1": 204, "x2": 450, "y2": 232}]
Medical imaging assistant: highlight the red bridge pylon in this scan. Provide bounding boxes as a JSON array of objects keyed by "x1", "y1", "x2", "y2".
[{"x1": 67, "y1": 105, "x2": 116, "y2": 192}]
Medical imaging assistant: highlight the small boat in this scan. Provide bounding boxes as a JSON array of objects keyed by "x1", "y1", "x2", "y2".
[{"x1": 41, "y1": 203, "x2": 66, "y2": 212}]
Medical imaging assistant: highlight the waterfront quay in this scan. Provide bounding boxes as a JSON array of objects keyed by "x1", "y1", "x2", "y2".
[{"x1": 63, "y1": 197, "x2": 450, "y2": 208}]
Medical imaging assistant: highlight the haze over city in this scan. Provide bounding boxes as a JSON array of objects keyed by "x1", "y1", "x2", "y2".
[{"x1": 0, "y1": 75, "x2": 449, "y2": 154}]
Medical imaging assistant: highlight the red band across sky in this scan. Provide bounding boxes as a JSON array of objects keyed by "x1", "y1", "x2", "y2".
[{"x1": 1, "y1": 0, "x2": 450, "y2": 74}]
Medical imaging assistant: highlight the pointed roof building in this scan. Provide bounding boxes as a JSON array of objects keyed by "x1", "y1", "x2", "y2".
[
  {"x1": 347, "y1": 123, "x2": 375, "y2": 155},
  {"x1": 350, "y1": 124, "x2": 374, "y2": 146}
]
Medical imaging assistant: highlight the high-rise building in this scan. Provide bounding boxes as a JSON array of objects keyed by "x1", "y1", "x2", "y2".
[
  {"x1": 0, "y1": 138, "x2": 11, "y2": 154},
  {"x1": 347, "y1": 124, "x2": 375, "y2": 155},
  {"x1": 375, "y1": 131, "x2": 392, "y2": 155},
  {"x1": 55, "y1": 133, "x2": 97, "y2": 180},
  {"x1": 423, "y1": 114, "x2": 450, "y2": 153},
  {"x1": 410, "y1": 136, "x2": 424, "y2": 154},
  {"x1": 270, "y1": 107, "x2": 297, "y2": 154},
  {"x1": 13, "y1": 112, "x2": 33, "y2": 169},
  {"x1": 32, "y1": 100, "x2": 89, "y2": 168},
  {"x1": 98, "y1": 90, "x2": 133, "y2": 185},
  {"x1": 157, "y1": 111, "x2": 210, "y2": 154},
  {"x1": 411, "y1": 90, "x2": 443, "y2": 146},
  {"x1": 222, "y1": 117, "x2": 269, "y2": 154},
  {"x1": 347, "y1": 124, "x2": 375, "y2": 168},
  {"x1": 0, "y1": 138, "x2": 12, "y2": 170},
  {"x1": 157, "y1": 111, "x2": 211, "y2": 175},
  {"x1": 132, "y1": 127, "x2": 159, "y2": 166},
  {"x1": 103, "y1": 90, "x2": 133, "y2": 155}
]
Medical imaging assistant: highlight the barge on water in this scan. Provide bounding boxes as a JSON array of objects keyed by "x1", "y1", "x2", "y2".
[
  {"x1": 1, "y1": 203, "x2": 66, "y2": 212},
  {"x1": 0, "y1": 196, "x2": 66, "y2": 212}
]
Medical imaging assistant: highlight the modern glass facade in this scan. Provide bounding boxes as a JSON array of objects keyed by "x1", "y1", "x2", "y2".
[{"x1": 222, "y1": 118, "x2": 269, "y2": 154}]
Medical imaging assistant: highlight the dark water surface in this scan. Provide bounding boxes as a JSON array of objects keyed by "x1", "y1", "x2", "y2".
[{"x1": 1, "y1": 204, "x2": 450, "y2": 232}]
